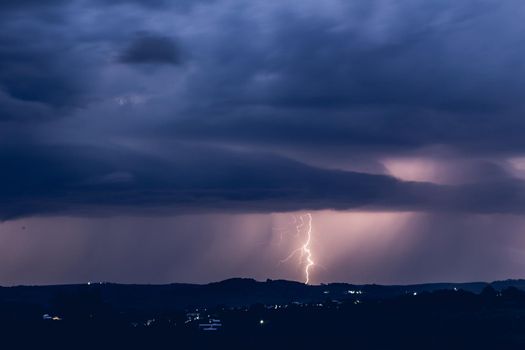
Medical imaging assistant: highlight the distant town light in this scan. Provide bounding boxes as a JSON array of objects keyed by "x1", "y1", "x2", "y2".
[
  {"x1": 43, "y1": 314, "x2": 62, "y2": 321},
  {"x1": 347, "y1": 290, "x2": 363, "y2": 295}
]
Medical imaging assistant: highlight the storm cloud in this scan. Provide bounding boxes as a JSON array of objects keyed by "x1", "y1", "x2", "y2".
[
  {"x1": 2, "y1": 0, "x2": 525, "y2": 218},
  {"x1": 118, "y1": 34, "x2": 182, "y2": 65}
]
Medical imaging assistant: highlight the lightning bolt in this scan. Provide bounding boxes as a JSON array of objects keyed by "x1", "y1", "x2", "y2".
[
  {"x1": 279, "y1": 213, "x2": 315, "y2": 284},
  {"x1": 302, "y1": 213, "x2": 314, "y2": 285}
]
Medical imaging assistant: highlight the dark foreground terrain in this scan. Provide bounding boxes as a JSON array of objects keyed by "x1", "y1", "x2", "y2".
[{"x1": 3, "y1": 279, "x2": 525, "y2": 349}]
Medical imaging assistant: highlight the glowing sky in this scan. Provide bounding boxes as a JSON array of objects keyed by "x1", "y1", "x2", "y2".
[{"x1": 2, "y1": 0, "x2": 525, "y2": 285}]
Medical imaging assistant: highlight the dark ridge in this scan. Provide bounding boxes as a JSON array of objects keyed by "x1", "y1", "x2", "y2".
[{"x1": 1, "y1": 278, "x2": 518, "y2": 310}]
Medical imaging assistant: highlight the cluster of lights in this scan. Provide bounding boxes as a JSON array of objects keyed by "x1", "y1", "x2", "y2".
[{"x1": 346, "y1": 290, "x2": 363, "y2": 295}]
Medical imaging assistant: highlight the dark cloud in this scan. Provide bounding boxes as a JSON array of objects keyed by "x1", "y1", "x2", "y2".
[
  {"x1": 118, "y1": 34, "x2": 182, "y2": 65},
  {"x1": 157, "y1": 0, "x2": 525, "y2": 155},
  {"x1": 0, "y1": 50, "x2": 84, "y2": 108},
  {"x1": 0, "y1": 0, "x2": 66, "y2": 11},
  {"x1": 91, "y1": 0, "x2": 211, "y2": 10},
  {"x1": 0, "y1": 1, "x2": 93, "y2": 119},
  {"x1": 2, "y1": 0, "x2": 525, "y2": 217},
  {"x1": 94, "y1": 0, "x2": 169, "y2": 7},
  {"x1": 0, "y1": 143, "x2": 400, "y2": 218},
  {"x1": 2, "y1": 142, "x2": 525, "y2": 220},
  {"x1": 0, "y1": 92, "x2": 56, "y2": 121}
]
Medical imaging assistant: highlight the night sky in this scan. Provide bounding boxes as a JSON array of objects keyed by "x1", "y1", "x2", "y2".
[{"x1": 2, "y1": 0, "x2": 525, "y2": 285}]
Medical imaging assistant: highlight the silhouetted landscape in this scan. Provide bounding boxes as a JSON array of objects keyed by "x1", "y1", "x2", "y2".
[{"x1": 3, "y1": 279, "x2": 525, "y2": 349}]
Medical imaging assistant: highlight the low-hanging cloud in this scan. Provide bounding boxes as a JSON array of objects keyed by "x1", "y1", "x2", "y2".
[{"x1": 2, "y1": 142, "x2": 525, "y2": 220}]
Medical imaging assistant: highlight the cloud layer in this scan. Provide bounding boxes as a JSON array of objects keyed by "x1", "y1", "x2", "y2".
[{"x1": 2, "y1": 0, "x2": 525, "y2": 218}]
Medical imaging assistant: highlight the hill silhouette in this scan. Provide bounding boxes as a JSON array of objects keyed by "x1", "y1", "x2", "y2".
[
  {"x1": 0, "y1": 277, "x2": 493, "y2": 310},
  {"x1": 3, "y1": 278, "x2": 525, "y2": 349}
]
